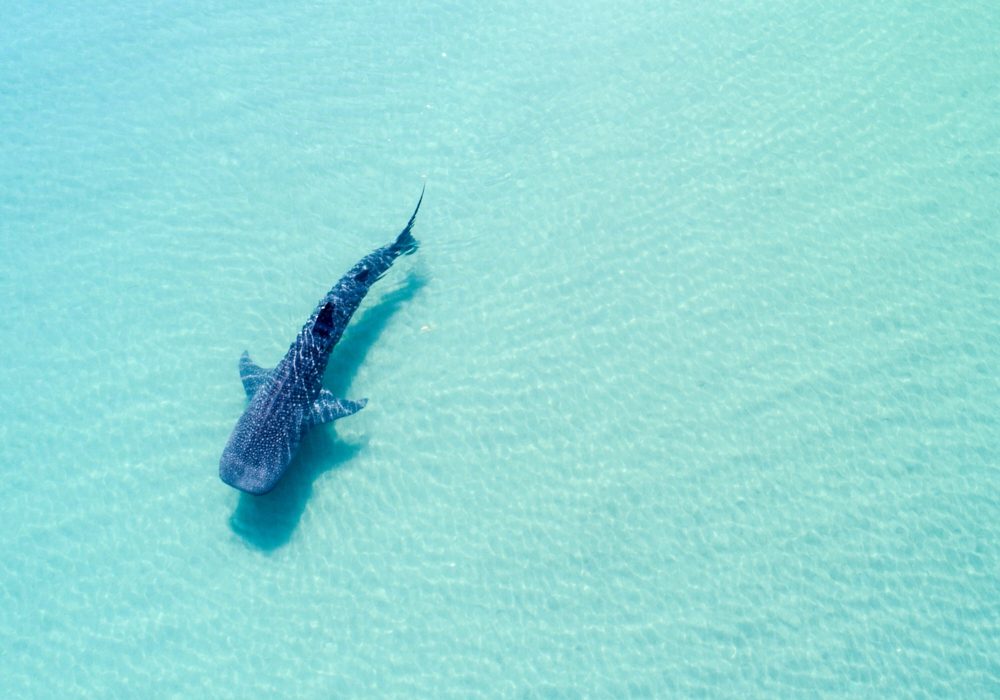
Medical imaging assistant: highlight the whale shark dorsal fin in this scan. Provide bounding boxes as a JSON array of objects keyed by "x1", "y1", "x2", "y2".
[
  {"x1": 239, "y1": 351, "x2": 272, "y2": 397},
  {"x1": 313, "y1": 302, "x2": 336, "y2": 340},
  {"x1": 307, "y1": 390, "x2": 368, "y2": 427}
]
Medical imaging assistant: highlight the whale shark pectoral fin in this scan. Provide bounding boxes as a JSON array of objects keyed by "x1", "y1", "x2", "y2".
[
  {"x1": 239, "y1": 351, "x2": 272, "y2": 397},
  {"x1": 307, "y1": 390, "x2": 368, "y2": 427}
]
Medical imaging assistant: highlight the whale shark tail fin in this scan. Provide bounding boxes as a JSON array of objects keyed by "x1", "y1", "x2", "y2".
[{"x1": 390, "y1": 183, "x2": 424, "y2": 257}]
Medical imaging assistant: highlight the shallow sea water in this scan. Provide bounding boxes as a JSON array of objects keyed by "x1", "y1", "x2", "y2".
[{"x1": 2, "y1": 0, "x2": 999, "y2": 697}]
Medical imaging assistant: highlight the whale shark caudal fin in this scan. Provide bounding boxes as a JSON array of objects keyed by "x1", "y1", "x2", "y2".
[
  {"x1": 307, "y1": 390, "x2": 368, "y2": 427},
  {"x1": 239, "y1": 351, "x2": 271, "y2": 397},
  {"x1": 390, "y1": 183, "x2": 424, "y2": 257}
]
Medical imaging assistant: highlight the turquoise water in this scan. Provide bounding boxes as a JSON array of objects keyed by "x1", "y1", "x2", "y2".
[{"x1": 2, "y1": 0, "x2": 999, "y2": 696}]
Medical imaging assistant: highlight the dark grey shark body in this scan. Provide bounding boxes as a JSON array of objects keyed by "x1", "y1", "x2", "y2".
[{"x1": 220, "y1": 187, "x2": 423, "y2": 495}]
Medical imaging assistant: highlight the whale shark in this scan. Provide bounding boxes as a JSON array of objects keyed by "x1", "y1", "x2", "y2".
[{"x1": 219, "y1": 186, "x2": 424, "y2": 495}]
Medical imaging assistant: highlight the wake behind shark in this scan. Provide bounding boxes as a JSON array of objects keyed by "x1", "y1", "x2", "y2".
[{"x1": 220, "y1": 186, "x2": 424, "y2": 495}]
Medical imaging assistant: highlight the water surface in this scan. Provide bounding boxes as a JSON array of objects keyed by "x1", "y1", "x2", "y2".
[{"x1": 2, "y1": 0, "x2": 999, "y2": 696}]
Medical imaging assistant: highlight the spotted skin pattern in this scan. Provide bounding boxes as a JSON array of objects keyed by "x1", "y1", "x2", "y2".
[{"x1": 219, "y1": 187, "x2": 423, "y2": 495}]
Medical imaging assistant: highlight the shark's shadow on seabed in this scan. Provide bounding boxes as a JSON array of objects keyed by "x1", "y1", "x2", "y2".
[{"x1": 229, "y1": 272, "x2": 427, "y2": 550}]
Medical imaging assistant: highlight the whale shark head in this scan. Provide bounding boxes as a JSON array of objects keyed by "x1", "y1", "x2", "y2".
[
  {"x1": 219, "y1": 449, "x2": 279, "y2": 495},
  {"x1": 219, "y1": 396, "x2": 304, "y2": 495}
]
